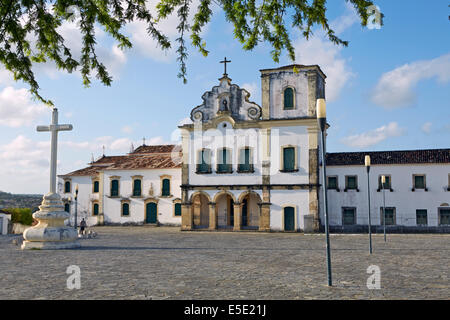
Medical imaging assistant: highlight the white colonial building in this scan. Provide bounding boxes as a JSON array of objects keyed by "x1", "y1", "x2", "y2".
[
  {"x1": 58, "y1": 63, "x2": 450, "y2": 233},
  {"x1": 58, "y1": 145, "x2": 182, "y2": 227},
  {"x1": 323, "y1": 150, "x2": 450, "y2": 232}
]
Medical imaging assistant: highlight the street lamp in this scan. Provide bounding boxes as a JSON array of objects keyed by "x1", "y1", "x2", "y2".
[
  {"x1": 365, "y1": 155, "x2": 373, "y2": 254},
  {"x1": 317, "y1": 98, "x2": 332, "y2": 287},
  {"x1": 381, "y1": 175, "x2": 386, "y2": 242},
  {"x1": 74, "y1": 184, "x2": 79, "y2": 231}
]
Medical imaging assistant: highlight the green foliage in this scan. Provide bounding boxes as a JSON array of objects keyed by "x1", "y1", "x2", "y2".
[
  {"x1": 0, "y1": 0, "x2": 377, "y2": 104},
  {"x1": 4, "y1": 208, "x2": 34, "y2": 225}
]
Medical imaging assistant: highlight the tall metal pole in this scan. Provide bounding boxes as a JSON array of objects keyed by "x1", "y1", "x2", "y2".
[
  {"x1": 74, "y1": 186, "x2": 79, "y2": 230},
  {"x1": 366, "y1": 165, "x2": 373, "y2": 254},
  {"x1": 382, "y1": 176, "x2": 386, "y2": 242},
  {"x1": 317, "y1": 98, "x2": 332, "y2": 287}
]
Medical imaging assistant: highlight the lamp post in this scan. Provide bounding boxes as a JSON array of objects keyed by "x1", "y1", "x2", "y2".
[
  {"x1": 381, "y1": 175, "x2": 386, "y2": 242},
  {"x1": 365, "y1": 155, "x2": 373, "y2": 254},
  {"x1": 317, "y1": 98, "x2": 332, "y2": 287},
  {"x1": 74, "y1": 185, "x2": 79, "y2": 231}
]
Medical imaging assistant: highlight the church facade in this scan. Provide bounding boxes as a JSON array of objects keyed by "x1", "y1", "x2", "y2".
[{"x1": 58, "y1": 64, "x2": 450, "y2": 232}]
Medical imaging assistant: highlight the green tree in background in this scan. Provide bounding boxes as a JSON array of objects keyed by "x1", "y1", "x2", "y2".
[{"x1": 0, "y1": 0, "x2": 378, "y2": 105}]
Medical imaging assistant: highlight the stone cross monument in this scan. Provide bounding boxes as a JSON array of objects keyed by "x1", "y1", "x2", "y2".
[{"x1": 22, "y1": 108, "x2": 81, "y2": 250}]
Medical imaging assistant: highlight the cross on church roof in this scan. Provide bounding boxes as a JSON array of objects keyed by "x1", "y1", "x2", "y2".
[{"x1": 220, "y1": 57, "x2": 231, "y2": 76}]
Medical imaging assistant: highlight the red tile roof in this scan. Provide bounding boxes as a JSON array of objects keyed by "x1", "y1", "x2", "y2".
[
  {"x1": 61, "y1": 145, "x2": 182, "y2": 176},
  {"x1": 326, "y1": 149, "x2": 450, "y2": 166}
]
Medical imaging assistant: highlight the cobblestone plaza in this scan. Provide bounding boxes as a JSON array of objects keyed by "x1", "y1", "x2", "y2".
[{"x1": 1, "y1": 227, "x2": 448, "y2": 299}]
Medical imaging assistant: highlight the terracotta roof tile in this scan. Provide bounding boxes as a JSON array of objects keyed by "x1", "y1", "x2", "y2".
[
  {"x1": 61, "y1": 166, "x2": 101, "y2": 177},
  {"x1": 107, "y1": 153, "x2": 182, "y2": 170},
  {"x1": 131, "y1": 144, "x2": 179, "y2": 154},
  {"x1": 326, "y1": 149, "x2": 450, "y2": 166}
]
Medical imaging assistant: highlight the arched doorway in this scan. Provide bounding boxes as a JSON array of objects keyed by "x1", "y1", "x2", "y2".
[
  {"x1": 191, "y1": 192, "x2": 209, "y2": 228},
  {"x1": 146, "y1": 202, "x2": 158, "y2": 224},
  {"x1": 215, "y1": 192, "x2": 235, "y2": 229},
  {"x1": 239, "y1": 192, "x2": 261, "y2": 230}
]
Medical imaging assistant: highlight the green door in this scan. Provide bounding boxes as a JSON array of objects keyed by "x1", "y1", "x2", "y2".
[
  {"x1": 146, "y1": 202, "x2": 157, "y2": 224},
  {"x1": 284, "y1": 207, "x2": 295, "y2": 231}
]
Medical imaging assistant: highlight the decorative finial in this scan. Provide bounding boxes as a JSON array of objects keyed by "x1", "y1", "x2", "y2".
[
  {"x1": 143, "y1": 137, "x2": 146, "y2": 146},
  {"x1": 102, "y1": 145, "x2": 105, "y2": 156},
  {"x1": 219, "y1": 57, "x2": 231, "y2": 77},
  {"x1": 130, "y1": 142, "x2": 135, "y2": 153},
  {"x1": 91, "y1": 153, "x2": 94, "y2": 163}
]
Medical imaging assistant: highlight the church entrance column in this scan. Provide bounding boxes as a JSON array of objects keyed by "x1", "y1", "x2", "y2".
[
  {"x1": 209, "y1": 202, "x2": 217, "y2": 230},
  {"x1": 233, "y1": 202, "x2": 242, "y2": 231},
  {"x1": 181, "y1": 203, "x2": 192, "y2": 230}
]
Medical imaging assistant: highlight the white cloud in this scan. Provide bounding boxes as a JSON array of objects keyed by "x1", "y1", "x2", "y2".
[
  {"x1": 421, "y1": 122, "x2": 432, "y2": 134},
  {"x1": 371, "y1": 53, "x2": 450, "y2": 108},
  {"x1": 340, "y1": 122, "x2": 405, "y2": 148},
  {"x1": 0, "y1": 86, "x2": 47, "y2": 127},
  {"x1": 291, "y1": 5, "x2": 357, "y2": 102},
  {"x1": 241, "y1": 82, "x2": 260, "y2": 103},
  {"x1": 121, "y1": 125, "x2": 134, "y2": 134}
]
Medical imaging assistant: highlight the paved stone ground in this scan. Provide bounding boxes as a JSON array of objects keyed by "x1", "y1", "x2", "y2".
[{"x1": 0, "y1": 226, "x2": 448, "y2": 300}]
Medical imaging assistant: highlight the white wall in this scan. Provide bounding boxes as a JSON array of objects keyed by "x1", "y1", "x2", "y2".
[
  {"x1": 321, "y1": 164, "x2": 450, "y2": 227},
  {"x1": 0, "y1": 213, "x2": 11, "y2": 235},
  {"x1": 270, "y1": 190, "x2": 310, "y2": 231}
]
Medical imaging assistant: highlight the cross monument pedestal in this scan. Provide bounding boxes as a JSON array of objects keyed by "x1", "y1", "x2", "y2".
[{"x1": 22, "y1": 108, "x2": 80, "y2": 250}]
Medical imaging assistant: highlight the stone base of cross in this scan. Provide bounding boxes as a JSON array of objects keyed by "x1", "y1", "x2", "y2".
[{"x1": 22, "y1": 108, "x2": 80, "y2": 250}]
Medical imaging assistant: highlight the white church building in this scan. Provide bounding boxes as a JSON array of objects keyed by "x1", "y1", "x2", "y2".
[{"x1": 58, "y1": 64, "x2": 450, "y2": 232}]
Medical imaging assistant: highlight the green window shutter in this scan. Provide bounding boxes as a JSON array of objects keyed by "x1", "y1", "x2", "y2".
[
  {"x1": 414, "y1": 175, "x2": 425, "y2": 189},
  {"x1": 416, "y1": 209, "x2": 427, "y2": 225},
  {"x1": 198, "y1": 149, "x2": 211, "y2": 173},
  {"x1": 284, "y1": 88, "x2": 294, "y2": 110},
  {"x1": 343, "y1": 208, "x2": 355, "y2": 225},
  {"x1": 93, "y1": 203, "x2": 99, "y2": 216},
  {"x1": 347, "y1": 176, "x2": 357, "y2": 189},
  {"x1": 93, "y1": 181, "x2": 99, "y2": 193},
  {"x1": 133, "y1": 179, "x2": 141, "y2": 196},
  {"x1": 64, "y1": 203, "x2": 70, "y2": 213},
  {"x1": 64, "y1": 181, "x2": 71, "y2": 193},
  {"x1": 162, "y1": 179, "x2": 170, "y2": 196},
  {"x1": 111, "y1": 180, "x2": 119, "y2": 196},
  {"x1": 439, "y1": 209, "x2": 450, "y2": 225},
  {"x1": 239, "y1": 148, "x2": 252, "y2": 172},
  {"x1": 218, "y1": 149, "x2": 232, "y2": 172},
  {"x1": 327, "y1": 177, "x2": 337, "y2": 189},
  {"x1": 175, "y1": 203, "x2": 182, "y2": 216},
  {"x1": 122, "y1": 203, "x2": 129, "y2": 216},
  {"x1": 379, "y1": 176, "x2": 391, "y2": 189},
  {"x1": 283, "y1": 147, "x2": 295, "y2": 171},
  {"x1": 383, "y1": 208, "x2": 395, "y2": 225}
]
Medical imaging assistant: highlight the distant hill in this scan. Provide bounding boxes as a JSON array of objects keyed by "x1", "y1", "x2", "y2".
[{"x1": 0, "y1": 191, "x2": 43, "y2": 210}]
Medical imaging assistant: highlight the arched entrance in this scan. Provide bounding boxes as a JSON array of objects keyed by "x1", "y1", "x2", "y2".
[
  {"x1": 239, "y1": 192, "x2": 261, "y2": 230},
  {"x1": 215, "y1": 192, "x2": 235, "y2": 229},
  {"x1": 191, "y1": 192, "x2": 210, "y2": 228},
  {"x1": 146, "y1": 202, "x2": 158, "y2": 224}
]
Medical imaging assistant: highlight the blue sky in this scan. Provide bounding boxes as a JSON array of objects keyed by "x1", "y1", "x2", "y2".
[{"x1": 0, "y1": 0, "x2": 449, "y2": 193}]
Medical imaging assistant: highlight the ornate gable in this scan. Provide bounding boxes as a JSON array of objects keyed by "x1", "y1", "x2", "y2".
[{"x1": 190, "y1": 76, "x2": 262, "y2": 123}]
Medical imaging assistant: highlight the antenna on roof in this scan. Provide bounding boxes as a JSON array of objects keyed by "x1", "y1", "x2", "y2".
[
  {"x1": 143, "y1": 137, "x2": 146, "y2": 146},
  {"x1": 102, "y1": 145, "x2": 105, "y2": 156},
  {"x1": 91, "y1": 153, "x2": 94, "y2": 163}
]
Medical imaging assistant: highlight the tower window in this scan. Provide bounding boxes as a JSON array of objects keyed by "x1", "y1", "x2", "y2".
[
  {"x1": 162, "y1": 178, "x2": 171, "y2": 196},
  {"x1": 64, "y1": 181, "x2": 71, "y2": 193},
  {"x1": 283, "y1": 87, "x2": 294, "y2": 110}
]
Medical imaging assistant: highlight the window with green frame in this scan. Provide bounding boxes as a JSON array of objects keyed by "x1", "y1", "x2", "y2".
[
  {"x1": 416, "y1": 209, "x2": 427, "y2": 225},
  {"x1": 342, "y1": 208, "x2": 356, "y2": 225},
  {"x1": 414, "y1": 175, "x2": 425, "y2": 189},
  {"x1": 174, "y1": 203, "x2": 182, "y2": 216},
  {"x1": 110, "y1": 179, "x2": 119, "y2": 197},
  {"x1": 381, "y1": 207, "x2": 395, "y2": 225},
  {"x1": 283, "y1": 147, "x2": 296, "y2": 171},
  {"x1": 217, "y1": 148, "x2": 232, "y2": 173},
  {"x1": 283, "y1": 87, "x2": 294, "y2": 110},
  {"x1": 238, "y1": 148, "x2": 253, "y2": 172},
  {"x1": 162, "y1": 179, "x2": 171, "y2": 196},
  {"x1": 93, "y1": 203, "x2": 99, "y2": 216},
  {"x1": 327, "y1": 176, "x2": 338, "y2": 190},
  {"x1": 122, "y1": 203, "x2": 130, "y2": 216},
  {"x1": 439, "y1": 209, "x2": 450, "y2": 225},
  {"x1": 133, "y1": 179, "x2": 142, "y2": 196},
  {"x1": 93, "y1": 180, "x2": 99, "y2": 193},
  {"x1": 64, "y1": 181, "x2": 71, "y2": 193},
  {"x1": 64, "y1": 203, "x2": 70, "y2": 213},
  {"x1": 346, "y1": 176, "x2": 358, "y2": 190},
  {"x1": 378, "y1": 175, "x2": 391, "y2": 189},
  {"x1": 197, "y1": 149, "x2": 211, "y2": 173}
]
